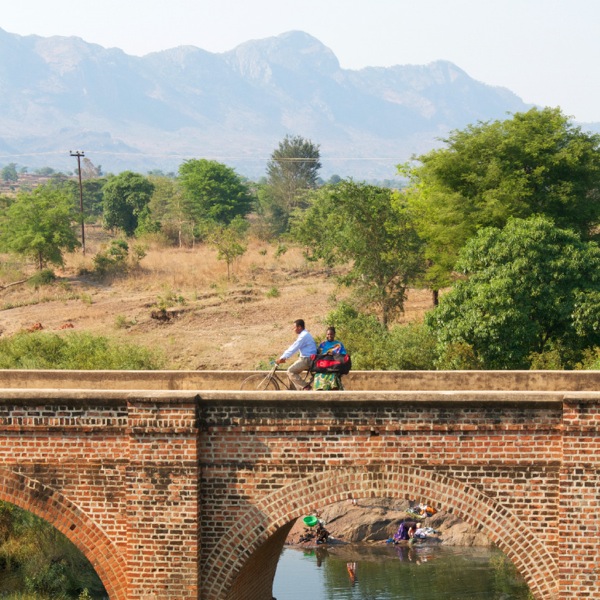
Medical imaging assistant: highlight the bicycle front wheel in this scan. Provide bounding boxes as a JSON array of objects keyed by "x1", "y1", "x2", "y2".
[{"x1": 240, "y1": 373, "x2": 280, "y2": 391}]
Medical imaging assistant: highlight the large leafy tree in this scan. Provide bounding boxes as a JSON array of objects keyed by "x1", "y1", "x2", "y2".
[
  {"x1": 178, "y1": 159, "x2": 253, "y2": 226},
  {"x1": 0, "y1": 185, "x2": 79, "y2": 269},
  {"x1": 294, "y1": 180, "x2": 424, "y2": 327},
  {"x1": 58, "y1": 177, "x2": 107, "y2": 219},
  {"x1": 1, "y1": 163, "x2": 18, "y2": 183},
  {"x1": 403, "y1": 107, "x2": 600, "y2": 295},
  {"x1": 260, "y1": 135, "x2": 321, "y2": 234},
  {"x1": 427, "y1": 216, "x2": 600, "y2": 369},
  {"x1": 147, "y1": 176, "x2": 195, "y2": 246},
  {"x1": 102, "y1": 171, "x2": 155, "y2": 236}
]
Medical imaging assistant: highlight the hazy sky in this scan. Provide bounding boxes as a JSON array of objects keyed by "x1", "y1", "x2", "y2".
[{"x1": 3, "y1": 0, "x2": 600, "y2": 122}]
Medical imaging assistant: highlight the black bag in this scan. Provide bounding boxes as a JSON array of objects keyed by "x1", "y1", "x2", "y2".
[{"x1": 312, "y1": 352, "x2": 351, "y2": 375}]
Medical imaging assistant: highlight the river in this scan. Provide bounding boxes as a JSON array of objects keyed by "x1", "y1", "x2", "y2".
[{"x1": 273, "y1": 543, "x2": 532, "y2": 599}]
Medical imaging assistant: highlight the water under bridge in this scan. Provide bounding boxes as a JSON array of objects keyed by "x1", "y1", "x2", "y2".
[{"x1": 0, "y1": 369, "x2": 598, "y2": 600}]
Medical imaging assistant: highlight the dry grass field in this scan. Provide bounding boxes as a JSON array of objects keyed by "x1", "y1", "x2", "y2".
[{"x1": 0, "y1": 227, "x2": 434, "y2": 369}]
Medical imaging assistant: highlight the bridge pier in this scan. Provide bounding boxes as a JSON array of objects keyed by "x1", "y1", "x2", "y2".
[{"x1": 125, "y1": 397, "x2": 200, "y2": 598}]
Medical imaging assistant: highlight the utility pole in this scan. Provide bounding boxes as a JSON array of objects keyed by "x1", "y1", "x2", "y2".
[{"x1": 70, "y1": 150, "x2": 86, "y2": 255}]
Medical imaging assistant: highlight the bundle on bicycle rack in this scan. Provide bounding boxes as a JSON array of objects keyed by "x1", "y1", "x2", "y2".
[{"x1": 310, "y1": 352, "x2": 352, "y2": 375}]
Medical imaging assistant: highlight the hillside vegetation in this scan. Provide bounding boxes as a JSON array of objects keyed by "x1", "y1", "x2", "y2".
[
  {"x1": 3, "y1": 107, "x2": 600, "y2": 371},
  {"x1": 0, "y1": 230, "x2": 432, "y2": 370}
]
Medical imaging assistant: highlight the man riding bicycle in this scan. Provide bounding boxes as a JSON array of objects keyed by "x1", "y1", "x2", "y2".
[{"x1": 275, "y1": 319, "x2": 317, "y2": 390}]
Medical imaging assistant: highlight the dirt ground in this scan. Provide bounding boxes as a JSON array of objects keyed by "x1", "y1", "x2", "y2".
[{"x1": 0, "y1": 234, "x2": 434, "y2": 370}]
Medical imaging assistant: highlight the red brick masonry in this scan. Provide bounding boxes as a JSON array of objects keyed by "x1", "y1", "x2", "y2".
[{"x1": 0, "y1": 370, "x2": 598, "y2": 600}]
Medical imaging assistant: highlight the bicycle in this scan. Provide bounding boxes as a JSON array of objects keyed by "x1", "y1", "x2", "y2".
[{"x1": 240, "y1": 362, "x2": 314, "y2": 391}]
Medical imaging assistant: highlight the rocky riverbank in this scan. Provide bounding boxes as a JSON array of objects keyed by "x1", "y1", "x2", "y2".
[{"x1": 287, "y1": 498, "x2": 491, "y2": 547}]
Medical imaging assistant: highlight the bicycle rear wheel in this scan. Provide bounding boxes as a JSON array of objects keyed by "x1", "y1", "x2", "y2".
[{"x1": 240, "y1": 373, "x2": 280, "y2": 390}]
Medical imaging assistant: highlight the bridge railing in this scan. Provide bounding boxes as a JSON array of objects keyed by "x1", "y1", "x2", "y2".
[{"x1": 1, "y1": 369, "x2": 600, "y2": 392}]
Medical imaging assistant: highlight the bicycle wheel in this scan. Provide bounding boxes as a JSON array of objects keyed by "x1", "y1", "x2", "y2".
[{"x1": 240, "y1": 373, "x2": 280, "y2": 390}]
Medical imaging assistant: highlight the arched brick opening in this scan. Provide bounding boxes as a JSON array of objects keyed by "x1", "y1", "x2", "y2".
[
  {"x1": 225, "y1": 521, "x2": 295, "y2": 600},
  {"x1": 0, "y1": 467, "x2": 127, "y2": 600},
  {"x1": 205, "y1": 465, "x2": 559, "y2": 600}
]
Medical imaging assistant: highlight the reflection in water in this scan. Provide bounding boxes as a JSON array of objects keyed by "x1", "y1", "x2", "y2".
[
  {"x1": 274, "y1": 544, "x2": 531, "y2": 600},
  {"x1": 346, "y1": 562, "x2": 357, "y2": 586}
]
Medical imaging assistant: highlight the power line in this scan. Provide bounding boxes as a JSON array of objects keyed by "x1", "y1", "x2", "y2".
[{"x1": 0, "y1": 150, "x2": 405, "y2": 162}]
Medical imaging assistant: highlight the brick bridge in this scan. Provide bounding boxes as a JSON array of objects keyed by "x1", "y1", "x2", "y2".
[{"x1": 0, "y1": 369, "x2": 598, "y2": 599}]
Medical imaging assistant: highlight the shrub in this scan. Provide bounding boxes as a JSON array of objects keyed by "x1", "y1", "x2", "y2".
[
  {"x1": 129, "y1": 241, "x2": 147, "y2": 265},
  {"x1": 114, "y1": 314, "x2": 136, "y2": 329},
  {"x1": 79, "y1": 293, "x2": 93, "y2": 305},
  {"x1": 324, "y1": 303, "x2": 387, "y2": 369},
  {"x1": 0, "y1": 331, "x2": 164, "y2": 370},
  {"x1": 92, "y1": 239, "x2": 129, "y2": 275},
  {"x1": 386, "y1": 322, "x2": 437, "y2": 370},
  {"x1": 155, "y1": 288, "x2": 185, "y2": 311},
  {"x1": 324, "y1": 303, "x2": 437, "y2": 370},
  {"x1": 27, "y1": 269, "x2": 56, "y2": 289},
  {"x1": 274, "y1": 244, "x2": 287, "y2": 258},
  {"x1": 528, "y1": 349, "x2": 565, "y2": 370},
  {"x1": 575, "y1": 347, "x2": 600, "y2": 370},
  {"x1": 0, "y1": 501, "x2": 106, "y2": 598},
  {"x1": 434, "y1": 342, "x2": 483, "y2": 370}
]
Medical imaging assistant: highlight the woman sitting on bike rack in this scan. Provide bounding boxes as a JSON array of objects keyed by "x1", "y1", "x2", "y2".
[
  {"x1": 313, "y1": 326, "x2": 348, "y2": 391},
  {"x1": 275, "y1": 318, "x2": 317, "y2": 390}
]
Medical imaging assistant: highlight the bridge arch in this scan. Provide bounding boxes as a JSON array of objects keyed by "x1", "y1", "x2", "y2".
[
  {"x1": 205, "y1": 465, "x2": 559, "y2": 600},
  {"x1": 0, "y1": 467, "x2": 127, "y2": 600}
]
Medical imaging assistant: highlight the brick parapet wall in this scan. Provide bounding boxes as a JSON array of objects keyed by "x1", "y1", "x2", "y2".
[{"x1": 2, "y1": 369, "x2": 600, "y2": 391}]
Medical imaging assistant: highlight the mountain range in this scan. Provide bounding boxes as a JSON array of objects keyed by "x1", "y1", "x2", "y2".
[{"x1": 0, "y1": 28, "x2": 590, "y2": 180}]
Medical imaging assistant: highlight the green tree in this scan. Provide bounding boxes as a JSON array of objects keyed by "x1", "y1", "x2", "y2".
[
  {"x1": 403, "y1": 107, "x2": 600, "y2": 297},
  {"x1": 178, "y1": 159, "x2": 253, "y2": 226},
  {"x1": 208, "y1": 216, "x2": 249, "y2": 280},
  {"x1": 147, "y1": 176, "x2": 195, "y2": 246},
  {"x1": 427, "y1": 216, "x2": 600, "y2": 369},
  {"x1": 34, "y1": 166, "x2": 56, "y2": 176},
  {"x1": 58, "y1": 177, "x2": 107, "y2": 219},
  {"x1": 294, "y1": 181, "x2": 425, "y2": 327},
  {"x1": 0, "y1": 185, "x2": 79, "y2": 269},
  {"x1": 260, "y1": 135, "x2": 322, "y2": 234},
  {"x1": 102, "y1": 171, "x2": 154, "y2": 236},
  {"x1": 1, "y1": 162, "x2": 18, "y2": 183},
  {"x1": 0, "y1": 501, "x2": 106, "y2": 597}
]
